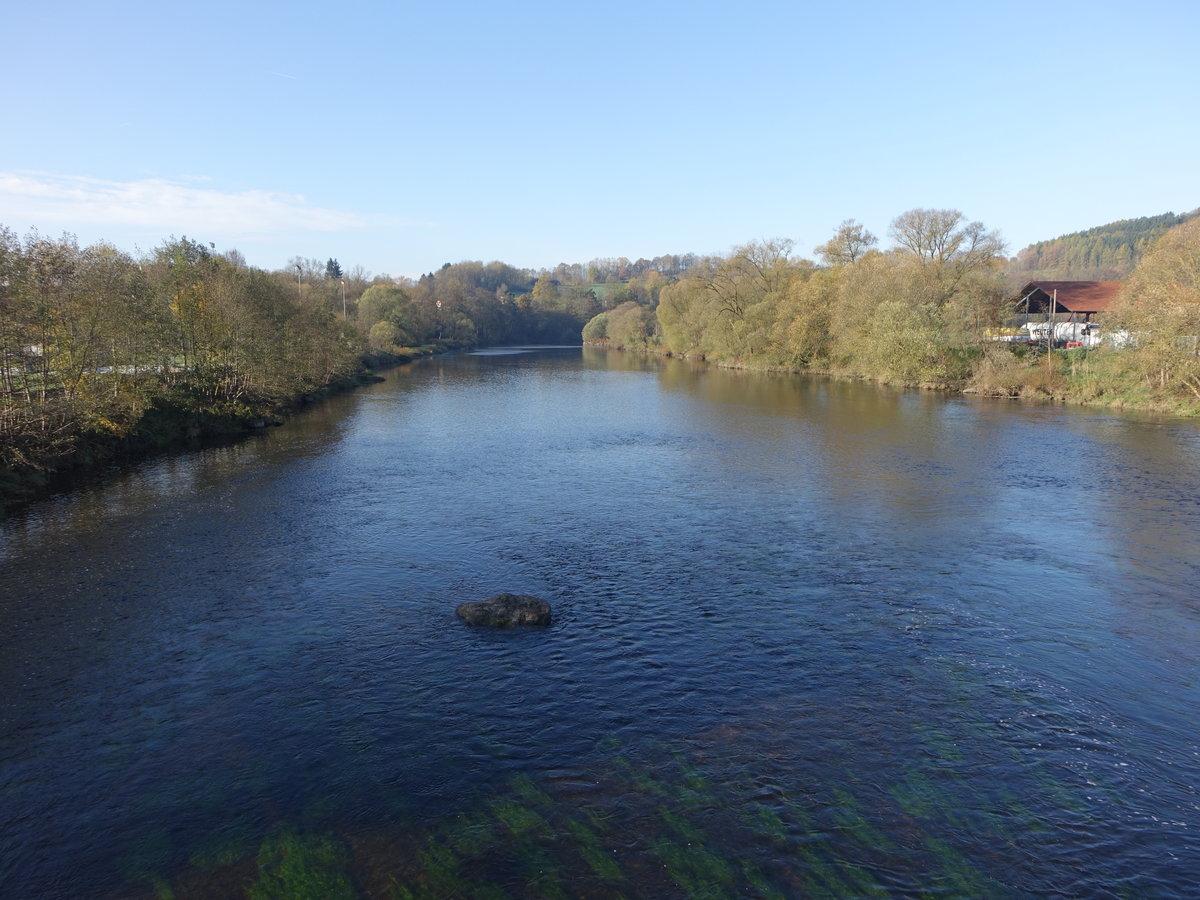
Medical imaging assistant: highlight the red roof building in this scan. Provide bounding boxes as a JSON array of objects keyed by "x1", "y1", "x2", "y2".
[{"x1": 1011, "y1": 281, "x2": 1123, "y2": 321}]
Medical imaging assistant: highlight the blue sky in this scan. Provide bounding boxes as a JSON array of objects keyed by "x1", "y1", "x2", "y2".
[{"x1": 3, "y1": 0, "x2": 1197, "y2": 278}]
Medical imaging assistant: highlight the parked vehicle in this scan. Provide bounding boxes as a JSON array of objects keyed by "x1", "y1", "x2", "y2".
[{"x1": 1022, "y1": 321, "x2": 1102, "y2": 349}]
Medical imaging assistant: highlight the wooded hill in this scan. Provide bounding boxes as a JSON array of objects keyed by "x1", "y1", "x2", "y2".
[{"x1": 1008, "y1": 210, "x2": 1200, "y2": 281}]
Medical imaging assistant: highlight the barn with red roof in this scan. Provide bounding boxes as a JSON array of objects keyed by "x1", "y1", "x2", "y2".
[{"x1": 1010, "y1": 281, "x2": 1123, "y2": 322}]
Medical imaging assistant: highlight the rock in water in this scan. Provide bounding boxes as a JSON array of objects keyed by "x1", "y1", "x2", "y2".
[{"x1": 455, "y1": 593, "x2": 552, "y2": 627}]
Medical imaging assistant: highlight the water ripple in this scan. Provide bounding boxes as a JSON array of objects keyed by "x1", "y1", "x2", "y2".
[{"x1": 1, "y1": 349, "x2": 1199, "y2": 897}]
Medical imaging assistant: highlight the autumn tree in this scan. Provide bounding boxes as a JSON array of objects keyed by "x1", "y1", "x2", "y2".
[
  {"x1": 358, "y1": 283, "x2": 424, "y2": 348},
  {"x1": 889, "y1": 209, "x2": 1005, "y2": 300},
  {"x1": 603, "y1": 301, "x2": 657, "y2": 349},
  {"x1": 529, "y1": 275, "x2": 562, "y2": 312},
  {"x1": 815, "y1": 220, "x2": 877, "y2": 267},
  {"x1": 0, "y1": 226, "x2": 33, "y2": 404},
  {"x1": 696, "y1": 239, "x2": 794, "y2": 321},
  {"x1": 655, "y1": 240, "x2": 809, "y2": 362},
  {"x1": 886, "y1": 208, "x2": 1008, "y2": 344},
  {"x1": 1110, "y1": 218, "x2": 1200, "y2": 399}
]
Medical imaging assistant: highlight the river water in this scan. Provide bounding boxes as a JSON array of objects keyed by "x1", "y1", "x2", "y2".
[{"x1": 1, "y1": 346, "x2": 1198, "y2": 898}]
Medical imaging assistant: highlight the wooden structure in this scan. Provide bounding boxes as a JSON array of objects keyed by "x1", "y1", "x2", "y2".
[{"x1": 1010, "y1": 281, "x2": 1122, "y2": 322}]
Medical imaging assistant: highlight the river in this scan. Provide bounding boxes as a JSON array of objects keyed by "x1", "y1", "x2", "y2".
[{"x1": 1, "y1": 346, "x2": 1198, "y2": 898}]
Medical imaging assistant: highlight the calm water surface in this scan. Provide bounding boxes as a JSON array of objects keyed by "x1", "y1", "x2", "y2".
[{"x1": 1, "y1": 347, "x2": 1198, "y2": 898}]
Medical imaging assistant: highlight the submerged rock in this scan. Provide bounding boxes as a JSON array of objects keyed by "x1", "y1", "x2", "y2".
[{"x1": 455, "y1": 593, "x2": 552, "y2": 627}]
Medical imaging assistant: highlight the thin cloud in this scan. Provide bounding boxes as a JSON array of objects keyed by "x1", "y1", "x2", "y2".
[{"x1": 0, "y1": 171, "x2": 409, "y2": 237}]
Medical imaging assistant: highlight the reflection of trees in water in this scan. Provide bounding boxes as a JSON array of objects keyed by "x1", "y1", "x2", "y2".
[
  {"x1": 3, "y1": 368, "x2": 364, "y2": 548},
  {"x1": 651, "y1": 359, "x2": 1004, "y2": 537}
]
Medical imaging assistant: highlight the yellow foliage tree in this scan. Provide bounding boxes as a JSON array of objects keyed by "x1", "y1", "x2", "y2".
[{"x1": 1111, "y1": 218, "x2": 1200, "y2": 399}]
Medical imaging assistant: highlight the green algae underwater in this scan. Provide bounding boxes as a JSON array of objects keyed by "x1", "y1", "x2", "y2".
[{"x1": 118, "y1": 700, "x2": 1107, "y2": 900}]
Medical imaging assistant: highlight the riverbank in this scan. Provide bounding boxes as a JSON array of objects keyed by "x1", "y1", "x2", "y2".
[
  {"x1": 583, "y1": 339, "x2": 1200, "y2": 417},
  {"x1": 0, "y1": 345, "x2": 446, "y2": 516}
]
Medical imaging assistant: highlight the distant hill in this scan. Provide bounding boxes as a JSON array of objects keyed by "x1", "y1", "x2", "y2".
[{"x1": 1008, "y1": 210, "x2": 1199, "y2": 282}]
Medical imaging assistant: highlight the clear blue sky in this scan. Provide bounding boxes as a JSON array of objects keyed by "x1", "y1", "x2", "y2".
[{"x1": 3, "y1": 0, "x2": 1197, "y2": 278}]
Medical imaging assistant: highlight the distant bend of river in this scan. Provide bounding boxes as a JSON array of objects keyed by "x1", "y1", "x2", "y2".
[{"x1": 1, "y1": 346, "x2": 1198, "y2": 898}]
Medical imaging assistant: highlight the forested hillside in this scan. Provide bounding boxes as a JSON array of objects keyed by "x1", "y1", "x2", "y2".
[{"x1": 1009, "y1": 211, "x2": 1199, "y2": 281}]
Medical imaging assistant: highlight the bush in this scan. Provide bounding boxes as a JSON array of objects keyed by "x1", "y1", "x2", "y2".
[
  {"x1": 968, "y1": 345, "x2": 1037, "y2": 396},
  {"x1": 368, "y1": 320, "x2": 401, "y2": 351},
  {"x1": 581, "y1": 313, "x2": 609, "y2": 342},
  {"x1": 606, "y1": 302, "x2": 657, "y2": 349}
]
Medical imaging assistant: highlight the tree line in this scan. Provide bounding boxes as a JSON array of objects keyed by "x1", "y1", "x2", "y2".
[
  {"x1": 581, "y1": 209, "x2": 1200, "y2": 410},
  {"x1": 0, "y1": 231, "x2": 366, "y2": 483},
  {"x1": 585, "y1": 210, "x2": 1007, "y2": 385},
  {"x1": 5, "y1": 206, "x2": 1199, "y2": 502},
  {"x1": 0, "y1": 230, "x2": 604, "y2": 498},
  {"x1": 1010, "y1": 211, "x2": 1199, "y2": 281}
]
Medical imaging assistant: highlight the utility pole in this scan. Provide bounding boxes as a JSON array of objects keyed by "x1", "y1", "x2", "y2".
[
  {"x1": 341, "y1": 279, "x2": 346, "y2": 317},
  {"x1": 295, "y1": 264, "x2": 302, "y2": 301},
  {"x1": 1047, "y1": 288, "x2": 1056, "y2": 374}
]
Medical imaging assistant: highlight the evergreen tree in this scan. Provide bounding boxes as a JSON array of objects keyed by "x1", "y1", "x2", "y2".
[{"x1": 1010, "y1": 211, "x2": 1200, "y2": 280}]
